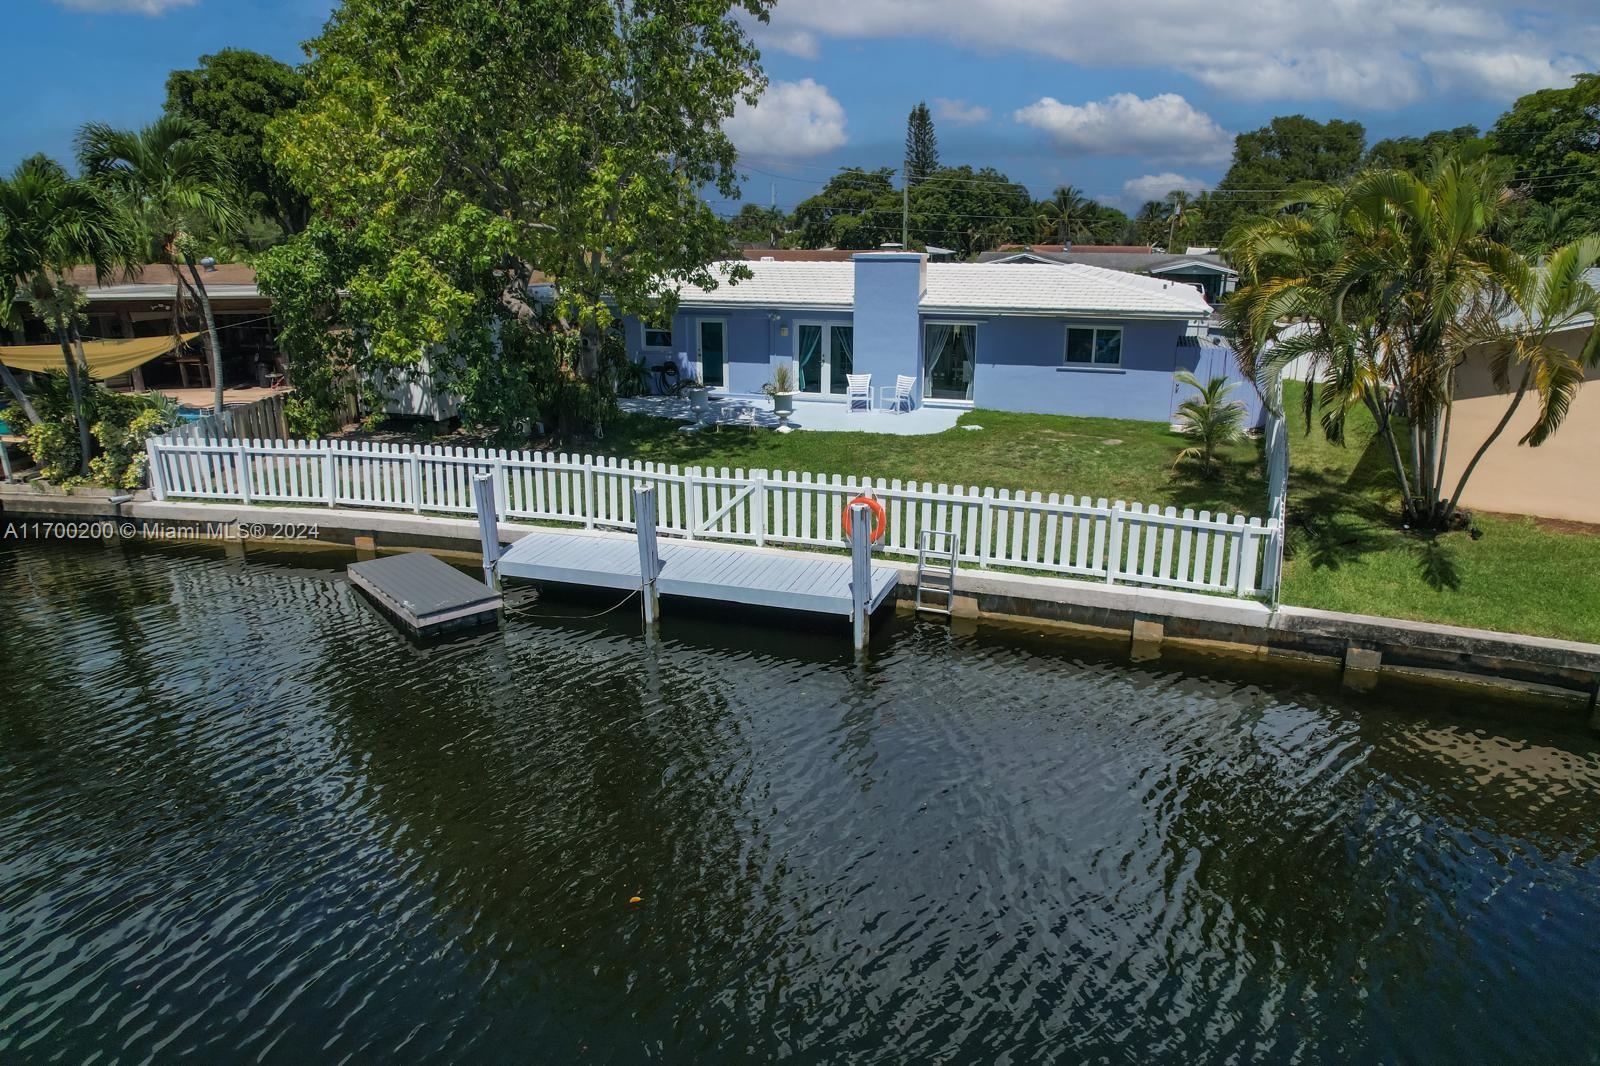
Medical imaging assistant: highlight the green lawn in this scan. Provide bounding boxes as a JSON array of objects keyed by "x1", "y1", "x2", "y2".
[
  {"x1": 592, "y1": 408, "x2": 1267, "y2": 515},
  {"x1": 1277, "y1": 382, "x2": 1600, "y2": 644},
  {"x1": 577, "y1": 397, "x2": 1600, "y2": 644}
]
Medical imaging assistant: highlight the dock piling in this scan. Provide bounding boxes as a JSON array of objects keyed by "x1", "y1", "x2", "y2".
[
  {"x1": 472, "y1": 472, "x2": 501, "y2": 590},
  {"x1": 850, "y1": 502, "x2": 872, "y2": 651},
  {"x1": 635, "y1": 485, "x2": 661, "y2": 627}
]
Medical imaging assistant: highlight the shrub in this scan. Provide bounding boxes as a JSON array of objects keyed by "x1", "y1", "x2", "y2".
[{"x1": 3, "y1": 374, "x2": 178, "y2": 487}]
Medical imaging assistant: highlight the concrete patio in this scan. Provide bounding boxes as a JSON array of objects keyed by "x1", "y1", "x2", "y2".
[{"x1": 618, "y1": 394, "x2": 967, "y2": 436}]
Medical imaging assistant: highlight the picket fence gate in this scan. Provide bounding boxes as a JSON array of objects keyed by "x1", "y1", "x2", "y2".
[{"x1": 146, "y1": 433, "x2": 1282, "y2": 599}]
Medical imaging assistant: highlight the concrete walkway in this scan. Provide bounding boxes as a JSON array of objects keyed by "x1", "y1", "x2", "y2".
[{"x1": 619, "y1": 393, "x2": 966, "y2": 436}]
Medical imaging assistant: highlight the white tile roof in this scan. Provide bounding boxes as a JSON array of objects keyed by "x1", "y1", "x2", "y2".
[{"x1": 672, "y1": 259, "x2": 1210, "y2": 318}]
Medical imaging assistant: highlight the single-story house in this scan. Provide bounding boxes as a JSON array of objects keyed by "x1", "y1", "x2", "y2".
[
  {"x1": 9, "y1": 262, "x2": 279, "y2": 393},
  {"x1": 977, "y1": 244, "x2": 1239, "y2": 304},
  {"x1": 625, "y1": 252, "x2": 1261, "y2": 425}
]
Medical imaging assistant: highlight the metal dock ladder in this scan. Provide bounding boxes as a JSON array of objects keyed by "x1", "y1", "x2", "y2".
[{"x1": 915, "y1": 530, "x2": 960, "y2": 615}]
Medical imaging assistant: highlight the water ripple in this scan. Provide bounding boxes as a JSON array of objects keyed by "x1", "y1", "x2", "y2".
[{"x1": 2, "y1": 541, "x2": 1599, "y2": 1064}]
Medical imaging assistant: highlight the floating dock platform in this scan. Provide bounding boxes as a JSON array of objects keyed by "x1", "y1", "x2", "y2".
[
  {"x1": 348, "y1": 551, "x2": 502, "y2": 637},
  {"x1": 496, "y1": 529, "x2": 899, "y2": 619}
]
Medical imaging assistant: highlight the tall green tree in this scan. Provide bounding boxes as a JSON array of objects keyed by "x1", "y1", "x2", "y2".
[
  {"x1": 909, "y1": 166, "x2": 1033, "y2": 256},
  {"x1": 265, "y1": 0, "x2": 770, "y2": 436},
  {"x1": 1210, "y1": 115, "x2": 1367, "y2": 234},
  {"x1": 1366, "y1": 125, "x2": 1484, "y2": 171},
  {"x1": 792, "y1": 167, "x2": 898, "y2": 249},
  {"x1": 0, "y1": 156, "x2": 141, "y2": 471},
  {"x1": 78, "y1": 115, "x2": 243, "y2": 416},
  {"x1": 728, "y1": 203, "x2": 788, "y2": 246},
  {"x1": 164, "y1": 48, "x2": 308, "y2": 236},
  {"x1": 1491, "y1": 74, "x2": 1600, "y2": 250},
  {"x1": 905, "y1": 101, "x2": 939, "y2": 185}
]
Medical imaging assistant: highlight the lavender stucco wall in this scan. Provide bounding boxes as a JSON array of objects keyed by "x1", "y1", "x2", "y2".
[{"x1": 851, "y1": 254, "x2": 925, "y2": 386}]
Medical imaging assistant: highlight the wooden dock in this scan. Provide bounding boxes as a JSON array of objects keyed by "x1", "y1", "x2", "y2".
[
  {"x1": 496, "y1": 529, "x2": 900, "y2": 619},
  {"x1": 349, "y1": 551, "x2": 502, "y2": 637}
]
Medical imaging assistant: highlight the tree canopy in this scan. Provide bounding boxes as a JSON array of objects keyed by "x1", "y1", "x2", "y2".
[
  {"x1": 164, "y1": 49, "x2": 308, "y2": 236},
  {"x1": 1209, "y1": 115, "x2": 1367, "y2": 235},
  {"x1": 260, "y1": 0, "x2": 771, "y2": 435},
  {"x1": 1491, "y1": 74, "x2": 1600, "y2": 249}
]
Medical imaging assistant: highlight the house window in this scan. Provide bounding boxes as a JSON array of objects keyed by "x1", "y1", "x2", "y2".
[
  {"x1": 1065, "y1": 326, "x2": 1122, "y2": 367},
  {"x1": 643, "y1": 326, "x2": 673, "y2": 349}
]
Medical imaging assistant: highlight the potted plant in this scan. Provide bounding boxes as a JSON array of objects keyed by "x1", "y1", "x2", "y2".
[
  {"x1": 681, "y1": 374, "x2": 712, "y2": 418},
  {"x1": 762, "y1": 363, "x2": 797, "y2": 432}
]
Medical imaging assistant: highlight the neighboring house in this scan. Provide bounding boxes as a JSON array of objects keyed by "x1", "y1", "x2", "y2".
[
  {"x1": 10, "y1": 262, "x2": 278, "y2": 392},
  {"x1": 737, "y1": 245, "x2": 957, "y2": 262},
  {"x1": 1442, "y1": 267, "x2": 1600, "y2": 525},
  {"x1": 977, "y1": 244, "x2": 1239, "y2": 303},
  {"x1": 625, "y1": 252, "x2": 1260, "y2": 425}
]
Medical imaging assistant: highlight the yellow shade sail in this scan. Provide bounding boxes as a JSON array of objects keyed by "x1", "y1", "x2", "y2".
[{"x1": 0, "y1": 333, "x2": 201, "y2": 380}]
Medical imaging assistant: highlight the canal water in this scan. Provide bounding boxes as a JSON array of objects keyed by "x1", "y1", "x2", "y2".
[{"x1": 3, "y1": 540, "x2": 1598, "y2": 1063}]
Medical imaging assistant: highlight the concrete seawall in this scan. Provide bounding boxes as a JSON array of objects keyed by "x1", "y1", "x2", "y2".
[{"x1": 6, "y1": 486, "x2": 1598, "y2": 719}]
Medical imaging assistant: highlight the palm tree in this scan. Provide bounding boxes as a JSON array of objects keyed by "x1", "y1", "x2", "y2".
[
  {"x1": 1035, "y1": 185, "x2": 1094, "y2": 245},
  {"x1": 0, "y1": 156, "x2": 140, "y2": 472},
  {"x1": 77, "y1": 115, "x2": 242, "y2": 415},
  {"x1": 1226, "y1": 148, "x2": 1598, "y2": 530},
  {"x1": 1172, "y1": 371, "x2": 1247, "y2": 476},
  {"x1": 1164, "y1": 190, "x2": 1198, "y2": 252}
]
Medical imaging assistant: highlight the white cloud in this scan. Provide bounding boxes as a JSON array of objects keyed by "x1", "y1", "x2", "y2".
[
  {"x1": 755, "y1": 1, "x2": 1599, "y2": 107},
  {"x1": 726, "y1": 79, "x2": 847, "y2": 158},
  {"x1": 52, "y1": 0, "x2": 197, "y2": 12},
  {"x1": 749, "y1": 23, "x2": 821, "y2": 60},
  {"x1": 1014, "y1": 93, "x2": 1232, "y2": 163},
  {"x1": 1421, "y1": 49, "x2": 1589, "y2": 99},
  {"x1": 1117, "y1": 172, "x2": 1210, "y2": 209},
  {"x1": 932, "y1": 98, "x2": 992, "y2": 125}
]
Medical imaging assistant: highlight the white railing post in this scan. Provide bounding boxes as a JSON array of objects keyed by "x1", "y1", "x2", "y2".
[
  {"x1": 492, "y1": 454, "x2": 508, "y2": 521},
  {"x1": 686, "y1": 467, "x2": 701, "y2": 541},
  {"x1": 1106, "y1": 503, "x2": 1124, "y2": 585},
  {"x1": 978, "y1": 492, "x2": 993, "y2": 568},
  {"x1": 322, "y1": 441, "x2": 337, "y2": 508},
  {"x1": 635, "y1": 484, "x2": 660, "y2": 627},
  {"x1": 582, "y1": 455, "x2": 596, "y2": 529},
  {"x1": 849, "y1": 501, "x2": 872, "y2": 652},
  {"x1": 1230, "y1": 516, "x2": 1248, "y2": 595},
  {"x1": 146, "y1": 439, "x2": 166, "y2": 500},
  {"x1": 752, "y1": 470, "x2": 767, "y2": 547},
  {"x1": 472, "y1": 471, "x2": 501, "y2": 590},
  {"x1": 409, "y1": 451, "x2": 422, "y2": 514},
  {"x1": 236, "y1": 441, "x2": 252, "y2": 504}
]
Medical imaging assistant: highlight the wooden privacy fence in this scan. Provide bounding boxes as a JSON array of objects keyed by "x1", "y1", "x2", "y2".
[
  {"x1": 146, "y1": 433, "x2": 1283, "y2": 599},
  {"x1": 164, "y1": 391, "x2": 291, "y2": 443}
]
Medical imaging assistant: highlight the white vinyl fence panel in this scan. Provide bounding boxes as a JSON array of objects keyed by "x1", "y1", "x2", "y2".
[{"x1": 147, "y1": 433, "x2": 1282, "y2": 598}]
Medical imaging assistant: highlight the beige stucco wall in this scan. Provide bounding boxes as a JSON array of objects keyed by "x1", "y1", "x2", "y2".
[{"x1": 1442, "y1": 327, "x2": 1599, "y2": 524}]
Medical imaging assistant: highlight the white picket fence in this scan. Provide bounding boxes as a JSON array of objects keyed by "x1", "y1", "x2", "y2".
[{"x1": 145, "y1": 433, "x2": 1282, "y2": 598}]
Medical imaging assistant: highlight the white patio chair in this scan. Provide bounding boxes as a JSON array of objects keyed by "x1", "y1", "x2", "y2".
[
  {"x1": 891, "y1": 374, "x2": 915, "y2": 414},
  {"x1": 846, "y1": 373, "x2": 873, "y2": 413}
]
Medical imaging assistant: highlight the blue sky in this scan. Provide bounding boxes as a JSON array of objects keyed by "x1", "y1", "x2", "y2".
[{"x1": 9, "y1": 0, "x2": 1597, "y2": 228}]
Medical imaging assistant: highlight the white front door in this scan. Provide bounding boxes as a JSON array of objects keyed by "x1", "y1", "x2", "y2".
[{"x1": 793, "y1": 323, "x2": 855, "y2": 396}]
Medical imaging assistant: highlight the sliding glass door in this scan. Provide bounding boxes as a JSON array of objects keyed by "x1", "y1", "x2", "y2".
[
  {"x1": 924, "y1": 322, "x2": 975, "y2": 400},
  {"x1": 794, "y1": 323, "x2": 854, "y2": 396}
]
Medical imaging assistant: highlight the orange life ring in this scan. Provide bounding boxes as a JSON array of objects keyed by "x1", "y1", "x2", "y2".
[{"x1": 842, "y1": 494, "x2": 887, "y2": 543}]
